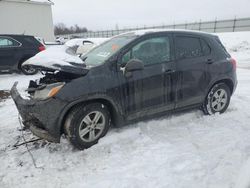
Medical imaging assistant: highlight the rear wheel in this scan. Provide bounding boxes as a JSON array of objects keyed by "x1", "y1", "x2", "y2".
[
  {"x1": 64, "y1": 103, "x2": 111, "y2": 150},
  {"x1": 202, "y1": 83, "x2": 231, "y2": 115},
  {"x1": 20, "y1": 64, "x2": 38, "y2": 75}
]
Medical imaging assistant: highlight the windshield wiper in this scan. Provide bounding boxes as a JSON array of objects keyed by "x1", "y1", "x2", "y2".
[{"x1": 81, "y1": 56, "x2": 88, "y2": 62}]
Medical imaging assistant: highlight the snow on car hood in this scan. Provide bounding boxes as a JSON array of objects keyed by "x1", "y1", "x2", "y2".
[{"x1": 23, "y1": 45, "x2": 89, "y2": 75}]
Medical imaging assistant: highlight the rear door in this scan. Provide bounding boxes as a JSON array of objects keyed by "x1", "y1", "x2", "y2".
[
  {"x1": 117, "y1": 34, "x2": 177, "y2": 120},
  {"x1": 0, "y1": 36, "x2": 21, "y2": 70},
  {"x1": 174, "y1": 34, "x2": 211, "y2": 108}
]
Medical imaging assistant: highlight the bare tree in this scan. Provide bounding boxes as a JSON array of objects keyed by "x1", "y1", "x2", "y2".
[{"x1": 54, "y1": 23, "x2": 88, "y2": 35}]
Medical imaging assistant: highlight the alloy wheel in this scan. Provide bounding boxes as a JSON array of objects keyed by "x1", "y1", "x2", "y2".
[
  {"x1": 211, "y1": 89, "x2": 228, "y2": 112},
  {"x1": 78, "y1": 111, "x2": 106, "y2": 142}
]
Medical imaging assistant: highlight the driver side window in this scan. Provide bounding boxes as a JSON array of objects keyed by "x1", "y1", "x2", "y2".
[{"x1": 121, "y1": 36, "x2": 171, "y2": 66}]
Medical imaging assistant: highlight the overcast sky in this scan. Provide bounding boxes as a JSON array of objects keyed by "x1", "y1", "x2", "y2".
[{"x1": 51, "y1": 0, "x2": 250, "y2": 30}]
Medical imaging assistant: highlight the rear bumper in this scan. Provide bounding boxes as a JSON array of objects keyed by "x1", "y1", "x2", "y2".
[
  {"x1": 233, "y1": 80, "x2": 238, "y2": 94},
  {"x1": 10, "y1": 82, "x2": 67, "y2": 143},
  {"x1": 232, "y1": 70, "x2": 238, "y2": 94}
]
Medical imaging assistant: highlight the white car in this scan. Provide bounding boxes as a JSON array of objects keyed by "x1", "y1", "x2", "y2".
[
  {"x1": 23, "y1": 38, "x2": 109, "y2": 72},
  {"x1": 65, "y1": 38, "x2": 109, "y2": 55},
  {"x1": 22, "y1": 45, "x2": 83, "y2": 72},
  {"x1": 55, "y1": 36, "x2": 69, "y2": 45}
]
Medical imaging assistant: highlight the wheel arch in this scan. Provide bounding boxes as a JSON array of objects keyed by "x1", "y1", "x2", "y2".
[
  {"x1": 208, "y1": 78, "x2": 234, "y2": 96},
  {"x1": 59, "y1": 98, "x2": 124, "y2": 134},
  {"x1": 17, "y1": 55, "x2": 34, "y2": 69},
  {"x1": 202, "y1": 78, "x2": 234, "y2": 115}
]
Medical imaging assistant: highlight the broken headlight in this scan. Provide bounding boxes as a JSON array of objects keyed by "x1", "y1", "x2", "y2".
[{"x1": 33, "y1": 82, "x2": 65, "y2": 100}]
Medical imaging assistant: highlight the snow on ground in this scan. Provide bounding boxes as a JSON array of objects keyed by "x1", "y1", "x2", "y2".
[
  {"x1": 0, "y1": 32, "x2": 250, "y2": 188},
  {"x1": 218, "y1": 31, "x2": 250, "y2": 69}
]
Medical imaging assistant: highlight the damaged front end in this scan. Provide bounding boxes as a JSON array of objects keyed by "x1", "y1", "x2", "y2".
[
  {"x1": 26, "y1": 70, "x2": 84, "y2": 100},
  {"x1": 10, "y1": 43, "x2": 92, "y2": 142},
  {"x1": 11, "y1": 67, "x2": 88, "y2": 143},
  {"x1": 11, "y1": 81, "x2": 66, "y2": 143}
]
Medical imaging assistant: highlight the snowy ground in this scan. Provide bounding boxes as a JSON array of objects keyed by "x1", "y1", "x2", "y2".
[{"x1": 0, "y1": 32, "x2": 250, "y2": 188}]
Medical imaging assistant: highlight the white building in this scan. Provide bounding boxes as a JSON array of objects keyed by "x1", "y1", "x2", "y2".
[{"x1": 0, "y1": 0, "x2": 55, "y2": 41}]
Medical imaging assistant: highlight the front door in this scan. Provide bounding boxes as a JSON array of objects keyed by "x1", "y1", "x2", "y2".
[{"x1": 117, "y1": 34, "x2": 177, "y2": 120}]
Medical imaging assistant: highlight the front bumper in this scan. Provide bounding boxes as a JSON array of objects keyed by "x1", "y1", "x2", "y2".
[{"x1": 10, "y1": 82, "x2": 67, "y2": 143}]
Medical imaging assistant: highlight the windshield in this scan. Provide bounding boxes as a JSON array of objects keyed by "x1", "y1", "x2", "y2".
[{"x1": 82, "y1": 34, "x2": 137, "y2": 66}]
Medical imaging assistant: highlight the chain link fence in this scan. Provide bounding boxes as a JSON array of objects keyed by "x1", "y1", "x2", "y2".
[{"x1": 58, "y1": 17, "x2": 250, "y2": 39}]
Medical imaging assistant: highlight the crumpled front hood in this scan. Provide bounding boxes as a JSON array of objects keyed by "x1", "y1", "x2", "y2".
[{"x1": 23, "y1": 45, "x2": 89, "y2": 75}]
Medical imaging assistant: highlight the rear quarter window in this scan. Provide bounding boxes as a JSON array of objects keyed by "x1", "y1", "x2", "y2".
[
  {"x1": 214, "y1": 36, "x2": 231, "y2": 57},
  {"x1": 23, "y1": 36, "x2": 41, "y2": 47}
]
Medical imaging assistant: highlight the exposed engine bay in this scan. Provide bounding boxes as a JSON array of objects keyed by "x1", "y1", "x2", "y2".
[{"x1": 26, "y1": 71, "x2": 82, "y2": 99}]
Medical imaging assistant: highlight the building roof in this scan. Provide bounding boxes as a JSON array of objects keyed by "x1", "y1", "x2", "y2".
[{"x1": 0, "y1": 0, "x2": 54, "y2": 5}]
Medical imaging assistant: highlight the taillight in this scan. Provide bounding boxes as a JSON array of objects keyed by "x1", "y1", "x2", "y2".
[
  {"x1": 230, "y1": 58, "x2": 237, "y2": 70},
  {"x1": 39, "y1": 45, "x2": 46, "y2": 52}
]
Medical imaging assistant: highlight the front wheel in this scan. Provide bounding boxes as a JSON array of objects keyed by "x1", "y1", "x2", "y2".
[
  {"x1": 202, "y1": 83, "x2": 231, "y2": 115},
  {"x1": 64, "y1": 103, "x2": 111, "y2": 150}
]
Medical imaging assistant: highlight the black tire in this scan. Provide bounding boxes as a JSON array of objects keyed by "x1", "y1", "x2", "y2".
[
  {"x1": 20, "y1": 63, "x2": 38, "y2": 75},
  {"x1": 202, "y1": 83, "x2": 231, "y2": 115},
  {"x1": 64, "y1": 103, "x2": 111, "y2": 150}
]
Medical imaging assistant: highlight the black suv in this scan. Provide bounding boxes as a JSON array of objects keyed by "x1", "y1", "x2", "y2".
[
  {"x1": 11, "y1": 30, "x2": 237, "y2": 150},
  {"x1": 0, "y1": 35, "x2": 45, "y2": 75}
]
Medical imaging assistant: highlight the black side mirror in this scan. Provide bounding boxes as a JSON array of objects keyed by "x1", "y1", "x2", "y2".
[{"x1": 125, "y1": 59, "x2": 144, "y2": 72}]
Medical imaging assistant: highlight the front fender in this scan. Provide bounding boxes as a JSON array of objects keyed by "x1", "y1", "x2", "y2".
[{"x1": 56, "y1": 94, "x2": 124, "y2": 133}]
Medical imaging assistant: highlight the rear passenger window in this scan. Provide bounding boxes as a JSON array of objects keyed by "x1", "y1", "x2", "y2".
[
  {"x1": 0, "y1": 38, "x2": 13, "y2": 47},
  {"x1": 175, "y1": 36, "x2": 202, "y2": 59},
  {"x1": 0, "y1": 37, "x2": 20, "y2": 47},
  {"x1": 201, "y1": 39, "x2": 211, "y2": 56}
]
